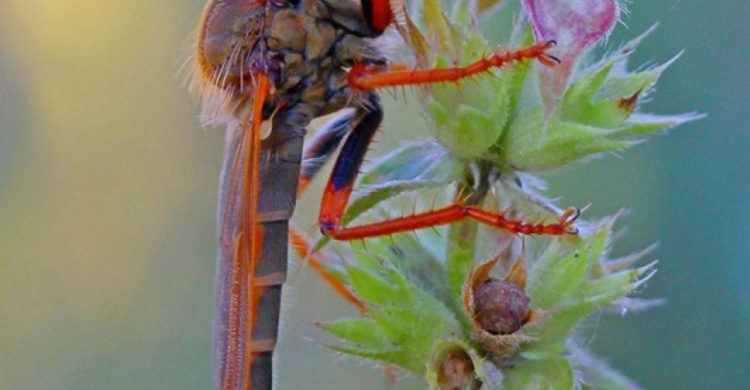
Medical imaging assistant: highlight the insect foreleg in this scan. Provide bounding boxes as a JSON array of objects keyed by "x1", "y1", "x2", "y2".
[{"x1": 347, "y1": 40, "x2": 559, "y2": 90}]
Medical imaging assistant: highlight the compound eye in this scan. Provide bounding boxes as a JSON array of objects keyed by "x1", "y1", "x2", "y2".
[{"x1": 362, "y1": 0, "x2": 393, "y2": 34}]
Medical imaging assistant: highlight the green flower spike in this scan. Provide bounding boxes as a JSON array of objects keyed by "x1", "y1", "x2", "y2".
[{"x1": 308, "y1": 1, "x2": 698, "y2": 388}]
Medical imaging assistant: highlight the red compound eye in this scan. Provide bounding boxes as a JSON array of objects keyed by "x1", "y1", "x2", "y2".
[{"x1": 362, "y1": 0, "x2": 393, "y2": 34}]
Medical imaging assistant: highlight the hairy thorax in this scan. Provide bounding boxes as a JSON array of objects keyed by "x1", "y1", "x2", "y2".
[{"x1": 194, "y1": 0, "x2": 383, "y2": 128}]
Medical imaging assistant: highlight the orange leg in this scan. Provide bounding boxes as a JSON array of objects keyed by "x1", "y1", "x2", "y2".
[
  {"x1": 347, "y1": 40, "x2": 559, "y2": 90},
  {"x1": 323, "y1": 200, "x2": 578, "y2": 241}
]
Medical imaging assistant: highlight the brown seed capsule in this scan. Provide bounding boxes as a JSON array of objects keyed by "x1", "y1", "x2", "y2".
[
  {"x1": 472, "y1": 278, "x2": 530, "y2": 335},
  {"x1": 436, "y1": 350, "x2": 481, "y2": 390}
]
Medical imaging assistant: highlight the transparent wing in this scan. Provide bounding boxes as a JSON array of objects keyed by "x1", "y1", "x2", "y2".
[
  {"x1": 213, "y1": 74, "x2": 305, "y2": 390},
  {"x1": 213, "y1": 76, "x2": 270, "y2": 390},
  {"x1": 214, "y1": 117, "x2": 252, "y2": 390}
]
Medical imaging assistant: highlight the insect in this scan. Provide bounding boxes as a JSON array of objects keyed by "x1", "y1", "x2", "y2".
[{"x1": 192, "y1": 1, "x2": 577, "y2": 389}]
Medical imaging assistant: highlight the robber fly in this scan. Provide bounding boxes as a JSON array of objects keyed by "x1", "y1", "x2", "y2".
[{"x1": 192, "y1": 1, "x2": 573, "y2": 389}]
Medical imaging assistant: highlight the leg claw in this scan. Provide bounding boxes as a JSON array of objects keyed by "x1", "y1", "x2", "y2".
[{"x1": 559, "y1": 207, "x2": 580, "y2": 235}]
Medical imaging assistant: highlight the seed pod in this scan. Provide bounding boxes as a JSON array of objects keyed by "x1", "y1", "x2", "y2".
[
  {"x1": 436, "y1": 350, "x2": 481, "y2": 390},
  {"x1": 463, "y1": 238, "x2": 542, "y2": 356},
  {"x1": 473, "y1": 278, "x2": 530, "y2": 335},
  {"x1": 427, "y1": 340, "x2": 492, "y2": 390}
]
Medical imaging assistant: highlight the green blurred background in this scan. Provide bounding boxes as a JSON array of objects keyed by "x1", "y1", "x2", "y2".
[{"x1": 0, "y1": 1, "x2": 746, "y2": 389}]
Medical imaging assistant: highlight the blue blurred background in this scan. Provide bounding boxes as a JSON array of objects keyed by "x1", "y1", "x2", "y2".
[{"x1": 0, "y1": 1, "x2": 746, "y2": 389}]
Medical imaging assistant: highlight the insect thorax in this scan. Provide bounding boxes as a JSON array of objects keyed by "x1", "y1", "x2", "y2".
[{"x1": 196, "y1": 1, "x2": 385, "y2": 128}]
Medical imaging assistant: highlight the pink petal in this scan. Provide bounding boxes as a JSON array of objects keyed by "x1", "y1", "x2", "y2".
[{"x1": 522, "y1": 0, "x2": 619, "y2": 115}]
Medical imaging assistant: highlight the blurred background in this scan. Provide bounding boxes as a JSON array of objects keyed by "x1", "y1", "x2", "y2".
[{"x1": 0, "y1": 0, "x2": 746, "y2": 389}]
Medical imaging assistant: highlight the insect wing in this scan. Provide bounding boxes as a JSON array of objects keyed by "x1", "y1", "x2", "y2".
[{"x1": 213, "y1": 76, "x2": 269, "y2": 390}]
